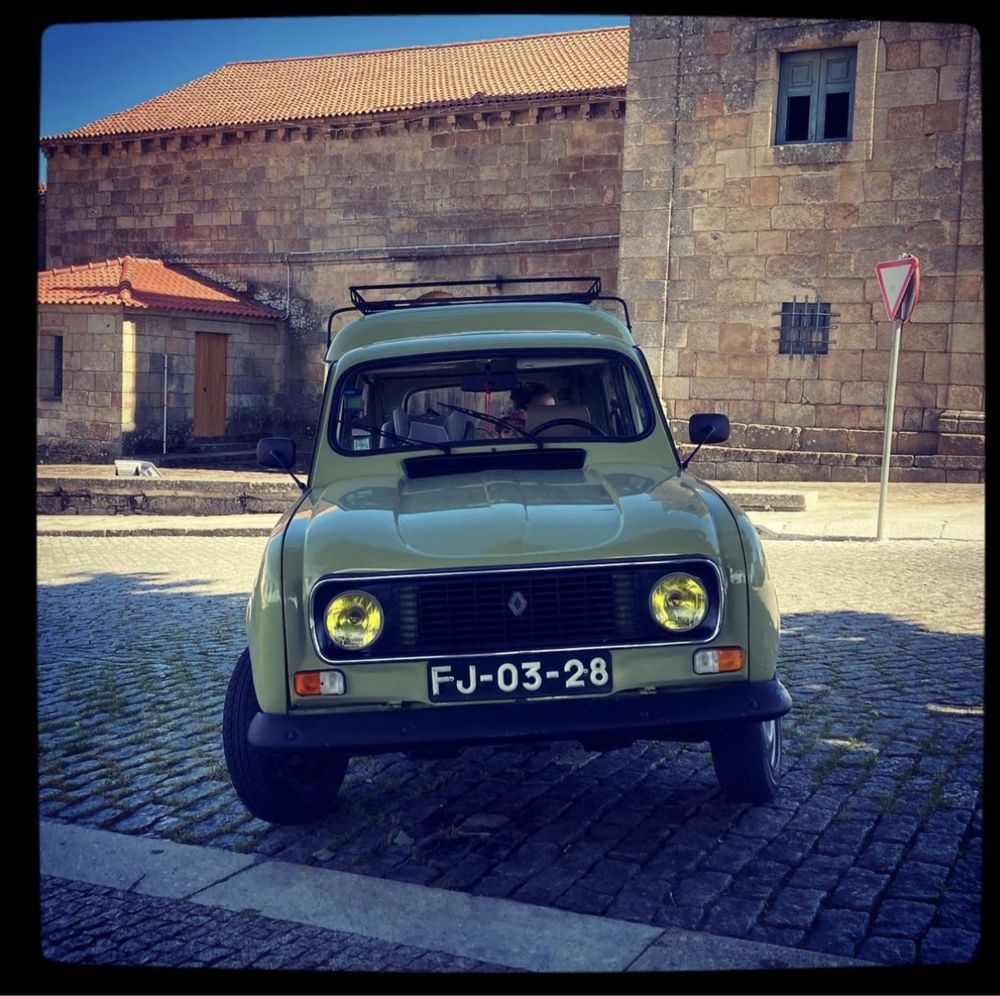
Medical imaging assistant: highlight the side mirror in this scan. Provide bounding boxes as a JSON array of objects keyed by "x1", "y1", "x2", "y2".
[
  {"x1": 682, "y1": 413, "x2": 730, "y2": 470},
  {"x1": 257, "y1": 436, "x2": 296, "y2": 471},
  {"x1": 688, "y1": 413, "x2": 730, "y2": 445}
]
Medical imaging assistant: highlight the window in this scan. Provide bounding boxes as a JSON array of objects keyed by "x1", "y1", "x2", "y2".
[
  {"x1": 778, "y1": 300, "x2": 831, "y2": 355},
  {"x1": 775, "y1": 47, "x2": 856, "y2": 145},
  {"x1": 38, "y1": 334, "x2": 63, "y2": 401},
  {"x1": 330, "y1": 349, "x2": 654, "y2": 454}
]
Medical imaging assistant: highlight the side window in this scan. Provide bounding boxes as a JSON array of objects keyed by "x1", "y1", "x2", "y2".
[{"x1": 775, "y1": 47, "x2": 856, "y2": 145}]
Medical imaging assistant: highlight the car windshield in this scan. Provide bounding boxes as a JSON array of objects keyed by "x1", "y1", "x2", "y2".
[{"x1": 330, "y1": 349, "x2": 654, "y2": 454}]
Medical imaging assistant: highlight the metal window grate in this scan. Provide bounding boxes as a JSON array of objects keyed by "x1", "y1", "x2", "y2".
[{"x1": 776, "y1": 298, "x2": 833, "y2": 355}]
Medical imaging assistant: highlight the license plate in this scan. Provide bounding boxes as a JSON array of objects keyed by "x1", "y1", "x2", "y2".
[{"x1": 428, "y1": 651, "x2": 613, "y2": 702}]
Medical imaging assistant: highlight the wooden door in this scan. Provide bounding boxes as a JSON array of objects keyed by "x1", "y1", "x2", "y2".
[{"x1": 194, "y1": 332, "x2": 227, "y2": 437}]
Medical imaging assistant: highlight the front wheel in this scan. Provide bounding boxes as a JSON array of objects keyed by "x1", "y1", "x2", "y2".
[
  {"x1": 223, "y1": 649, "x2": 348, "y2": 824},
  {"x1": 710, "y1": 718, "x2": 782, "y2": 804}
]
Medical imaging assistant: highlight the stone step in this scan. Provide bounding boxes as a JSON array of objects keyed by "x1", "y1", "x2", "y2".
[{"x1": 36, "y1": 473, "x2": 811, "y2": 515}]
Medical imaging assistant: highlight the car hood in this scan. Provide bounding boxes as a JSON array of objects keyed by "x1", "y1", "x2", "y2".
[{"x1": 298, "y1": 464, "x2": 734, "y2": 585}]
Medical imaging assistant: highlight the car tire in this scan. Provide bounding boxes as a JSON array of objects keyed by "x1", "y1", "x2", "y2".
[
  {"x1": 709, "y1": 717, "x2": 782, "y2": 804},
  {"x1": 223, "y1": 648, "x2": 348, "y2": 825}
]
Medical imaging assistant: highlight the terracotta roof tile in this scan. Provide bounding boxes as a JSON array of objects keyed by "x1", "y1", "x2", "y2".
[
  {"x1": 43, "y1": 27, "x2": 628, "y2": 141},
  {"x1": 38, "y1": 257, "x2": 281, "y2": 320}
]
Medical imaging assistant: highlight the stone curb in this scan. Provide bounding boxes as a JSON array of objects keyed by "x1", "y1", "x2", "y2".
[{"x1": 40, "y1": 821, "x2": 875, "y2": 974}]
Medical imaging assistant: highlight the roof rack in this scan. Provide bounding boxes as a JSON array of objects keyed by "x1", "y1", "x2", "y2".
[{"x1": 326, "y1": 276, "x2": 631, "y2": 346}]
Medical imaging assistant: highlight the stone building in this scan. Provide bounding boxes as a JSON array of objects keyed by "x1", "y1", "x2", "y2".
[
  {"x1": 37, "y1": 256, "x2": 284, "y2": 461},
  {"x1": 618, "y1": 17, "x2": 982, "y2": 481},
  {"x1": 39, "y1": 19, "x2": 982, "y2": 479}
]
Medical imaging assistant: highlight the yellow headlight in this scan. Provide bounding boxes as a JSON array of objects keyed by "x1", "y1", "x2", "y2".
[
  {"x1": 324, "y1": 590, "x2": 384, "y2": 649},
  {"x1": 649, "y1": 573, "x2": 708, "y2": 632}
]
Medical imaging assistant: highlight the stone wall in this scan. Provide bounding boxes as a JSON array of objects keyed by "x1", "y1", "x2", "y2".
[
  {"x1": 619, "y1": 17, "x2": 983, "y2": 477},
  {"x1": 37, "y1": 305, "x2": 125, "y2": 461}
]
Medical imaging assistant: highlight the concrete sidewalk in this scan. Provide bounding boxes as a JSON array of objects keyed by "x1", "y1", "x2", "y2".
[
  {"x1": 36, "y1": 480, "x2": 984, "y2": 542},
  {"x1": 41, "y1": 821, "x2": 874, "y2": 974}
]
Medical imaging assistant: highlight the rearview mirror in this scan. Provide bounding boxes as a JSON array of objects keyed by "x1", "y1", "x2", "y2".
[{"x1": 460, "y1": 372, "x2": 517, "y2": 392}]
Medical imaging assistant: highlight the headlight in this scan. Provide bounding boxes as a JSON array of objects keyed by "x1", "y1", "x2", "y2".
[
  {"x1": 649, "y1": 573, "x2": 708, "y2": 632},
  {"x1": 324, "y1": 590, "x2": 384, "y2": 649}
]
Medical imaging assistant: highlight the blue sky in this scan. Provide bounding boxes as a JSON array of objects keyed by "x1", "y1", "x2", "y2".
[{"x1": 39, "y1": 15, "x2": 629, "y2": 181}]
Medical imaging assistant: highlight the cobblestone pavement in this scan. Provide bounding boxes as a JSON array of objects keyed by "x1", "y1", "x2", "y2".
[{"x1": 36, "y1": 535, "x2": 983, "y2": 968}]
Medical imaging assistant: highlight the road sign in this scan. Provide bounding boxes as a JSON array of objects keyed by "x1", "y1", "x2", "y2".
[
  {"x1": 875, "y1": 256, "x2": 920, "y2": 322},
  {"x1": 875, "y1": 253, "x2": 920, "y2": 541}
]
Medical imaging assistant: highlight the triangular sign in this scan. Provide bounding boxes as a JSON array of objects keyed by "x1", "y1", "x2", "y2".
[{"x1": 875, "y1": 258, "x2": 918, "y2": 321}]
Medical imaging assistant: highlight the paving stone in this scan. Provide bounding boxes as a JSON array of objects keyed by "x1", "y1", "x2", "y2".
[
  {"x1": 510, "y1": 864, "x2": 580, "y2": 905},
  {"x1": 575, "y1": 858, "x2": 640, "y2": 895},
  {"x1": 553, "y1": 884, "x2": 613, "y2": 916},
  {"x1": 758, "y1": 829, "x2": 818, "y2": 865},
  {"x1": 805, "y1": 908, "x2": 869, "y2": 958},
  {"x1": 814, "y1": 817, "x2": 877, "y2": 856},
  {"x1": 747, "y1": 924, "x2": 806, "y2": 949},
  {"x1": 907, "y1": 831, "x2": 964, "y2": 867},
  {"x1": 702, "y1": 896, "x2": 765, "y2": 938},
  {"x1": 918, "y1": 927, "x2": 980, "y2": 965},
  {"x1": 936, "y1": 893, "x2": 980, "y2": 930},
  {"x1": 672, "y1": 870, "x2": 733, "y2": 908},
  {"x1": 886, "y1": 860, "x2": 951, "y2": 901},
  {"x1": 872, "y1": 899, "x2": 937, "y2": 938},
  {"x1": 605, "y1": 879, "x2": 663, "y2": 924},
  {"x1": 830, "y1": 867, "x2": 891, "y2": 911},
  {"x1": 762, "y1": 887, "x2": 826, "y2": 929},
  {"x1": 729, "y1": 859, "x2": 792, "y2": 901},
  {"x1": 699, "y1": 835, "x2": 764, "y2": 875},
  {"x1": 872, "y1": 813, "x2": 921, "y2": 844},
  {"x1": 652, "y1": 905, "x2": 704, "y2": 931}
]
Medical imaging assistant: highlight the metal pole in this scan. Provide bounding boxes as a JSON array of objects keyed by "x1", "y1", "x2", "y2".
[
  {"x1": 162, "y1": 353, "x2": 168, "y2": 455},
  {"x1": 876, "y1": 319, "x2": 903, "y2": 541}
]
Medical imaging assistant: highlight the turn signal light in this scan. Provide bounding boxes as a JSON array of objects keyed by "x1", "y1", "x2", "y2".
[
  {"x1": 294, "y1": 670, "x2": 346, "y2": 696},
  {"x1": 693, "y1": 648, "x2": 744, "y2": 674}
]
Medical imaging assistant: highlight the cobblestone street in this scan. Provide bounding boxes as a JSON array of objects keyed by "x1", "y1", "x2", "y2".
[{"x1": 37, "y1": 534, "x2": 983, "y2": 967}]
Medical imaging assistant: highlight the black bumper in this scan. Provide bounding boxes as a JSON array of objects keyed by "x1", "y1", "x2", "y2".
[{"x1": 248, "y1": 678, "x2": 792, "y2": 756}]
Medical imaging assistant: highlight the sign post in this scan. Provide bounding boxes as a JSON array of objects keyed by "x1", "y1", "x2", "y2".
[{"x1": 874, "y1": 255, "x2": 920, "y2": 541}]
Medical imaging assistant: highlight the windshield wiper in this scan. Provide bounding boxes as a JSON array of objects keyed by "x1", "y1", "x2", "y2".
[
  {"x1": 436, "y1": 403, "x2": 544, "y2": 449},
  {"x1": 348, "y1": 421, "x2": 451, "y2": 454}
]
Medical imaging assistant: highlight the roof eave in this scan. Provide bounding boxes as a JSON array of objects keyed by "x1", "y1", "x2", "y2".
[{"x1": 40, "y1": 88, "x2": 627, "y2": 146}]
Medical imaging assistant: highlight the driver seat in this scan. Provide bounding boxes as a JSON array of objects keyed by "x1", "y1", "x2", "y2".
[{"x1": 524, "y1": 404, "x2": 593, "y2": 437}]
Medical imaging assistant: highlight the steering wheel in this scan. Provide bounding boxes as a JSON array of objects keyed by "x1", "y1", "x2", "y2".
[{"x1": 528, "y1": 417, "x2": 606, "y2": 437}]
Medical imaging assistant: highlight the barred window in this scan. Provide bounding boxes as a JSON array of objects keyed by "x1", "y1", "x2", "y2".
[
  {"x1": 38, "y1": 334, "x2": 63, "y2": 401},
  {"x1": 779, "y1": 301, "x2": 831, "y2": 355}
]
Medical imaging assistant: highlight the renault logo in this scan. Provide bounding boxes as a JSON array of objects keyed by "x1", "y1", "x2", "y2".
[{"x1": 508, "y1": 591, "x2": 528, "y2": 617}]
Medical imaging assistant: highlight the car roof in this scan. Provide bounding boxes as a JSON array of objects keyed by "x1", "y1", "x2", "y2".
[{"x1": 326, "y1": 301, "x2": 634, "y2": 362}]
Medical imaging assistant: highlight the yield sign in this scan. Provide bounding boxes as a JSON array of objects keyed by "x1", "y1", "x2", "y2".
[{"x1": 875, "y1": 257, "x2": 919, "y2": 322}]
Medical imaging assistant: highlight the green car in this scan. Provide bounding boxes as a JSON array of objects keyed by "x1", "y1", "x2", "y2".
[{"x1": 223, "y1": 277, "x2": 790, "y2": 825}]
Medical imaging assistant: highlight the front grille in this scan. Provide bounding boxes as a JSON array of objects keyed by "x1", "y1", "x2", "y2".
[
  {"x1": 397, "y1": 568, "x2": 639, "y2": 654},
  {"x1": 311, "y1": 559, "x2": 722, "y2": 661}
]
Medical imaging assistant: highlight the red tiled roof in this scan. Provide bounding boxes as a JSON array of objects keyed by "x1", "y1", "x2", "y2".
[
  {"x1": 43, "y1": 27, "x2": 628, "y2": 141},
  {"x1": 38, "y1": 257, "x2": 281, "y2": 320}
]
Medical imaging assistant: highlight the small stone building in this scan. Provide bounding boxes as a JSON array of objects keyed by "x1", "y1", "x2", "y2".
[
  {"x1": 39, "y1": 20, "x2": 982, "y2": 478},
  {"x1": 37, "y1": 256, "x2": 285, "y2": 461}
]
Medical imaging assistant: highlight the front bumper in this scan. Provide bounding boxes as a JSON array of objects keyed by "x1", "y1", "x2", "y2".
[{"x1": 248, "y1": 678, "x2": 792, "y2": 755}]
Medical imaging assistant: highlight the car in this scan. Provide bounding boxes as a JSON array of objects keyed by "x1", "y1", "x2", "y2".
[{"x1": 223, "y1": 277, "x2": 790, "y2": 824}]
